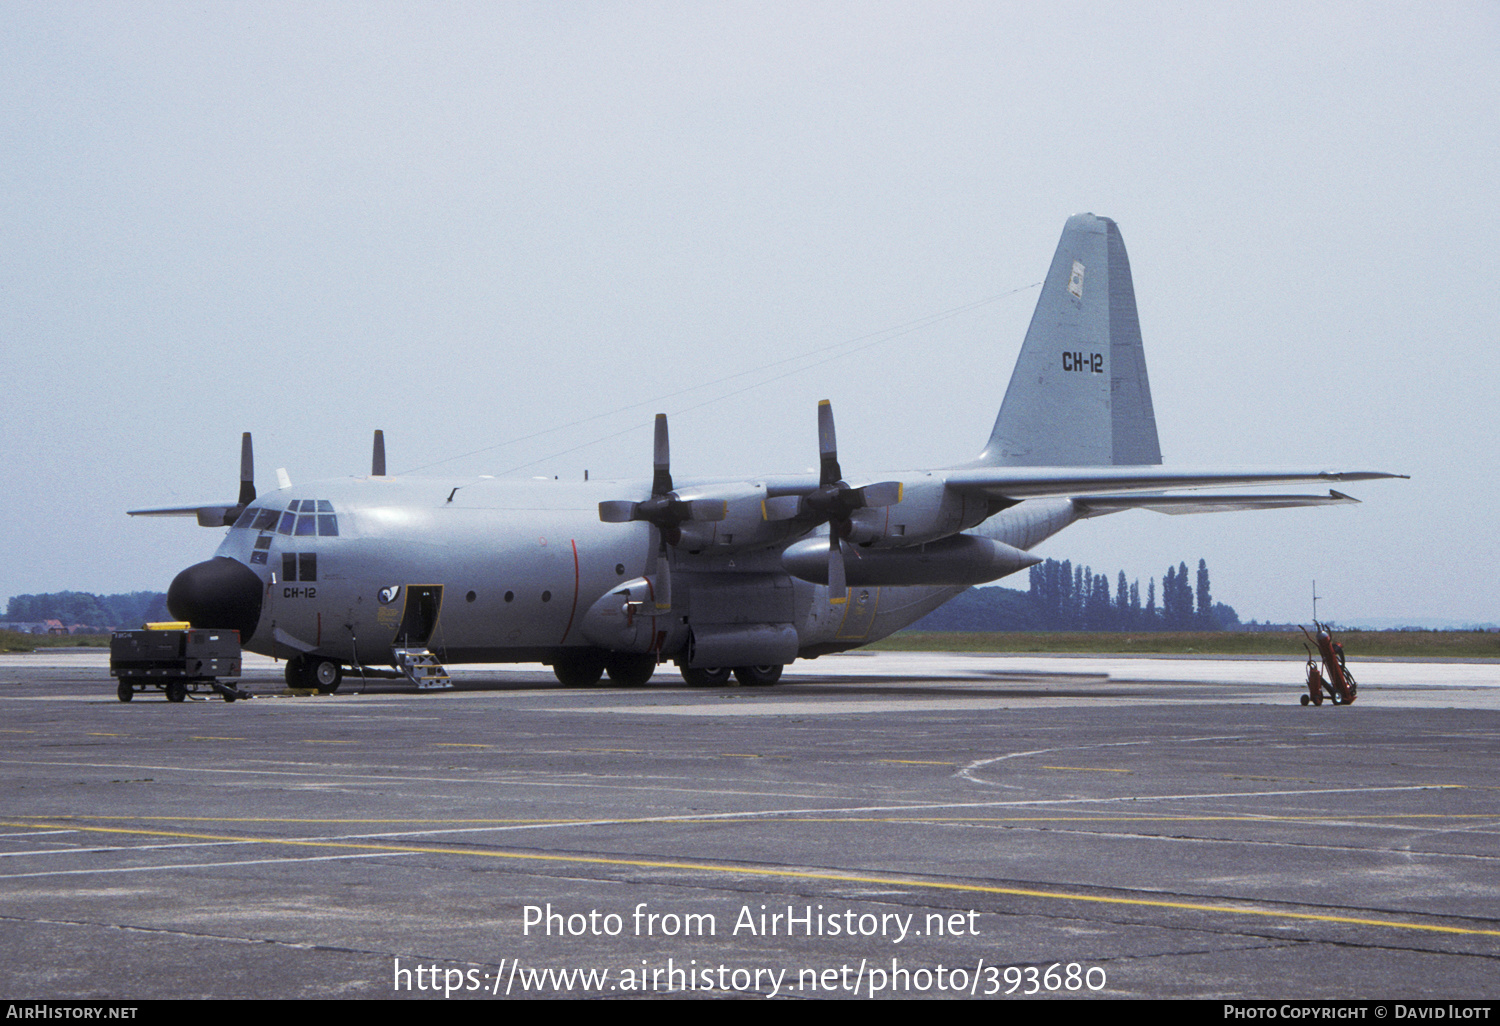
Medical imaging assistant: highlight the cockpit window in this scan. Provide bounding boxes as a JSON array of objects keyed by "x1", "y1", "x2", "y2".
[{"x1": 240, "y1": 500, "x2": 337, "y2": 537}]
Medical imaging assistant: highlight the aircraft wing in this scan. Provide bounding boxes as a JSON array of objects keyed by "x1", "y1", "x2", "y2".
[
  {"x1": 943, "y1": 467, "x2": 1406, "y2": 501},
  {"x1": 128, "y1": 504, "x2": 237, "y2": 527},
  {"x1": 1070, "y1": 489, "x2": 1361, "y2": 517}
]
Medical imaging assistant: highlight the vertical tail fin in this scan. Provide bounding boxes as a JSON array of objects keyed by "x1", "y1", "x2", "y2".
[{"x1": 975, "y1": 213, "x2": 1161, "y2": 467}]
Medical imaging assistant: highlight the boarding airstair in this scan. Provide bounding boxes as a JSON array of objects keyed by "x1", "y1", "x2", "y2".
[{"x1": 392, "y1": 647, "x2": 452, "y2": 689}]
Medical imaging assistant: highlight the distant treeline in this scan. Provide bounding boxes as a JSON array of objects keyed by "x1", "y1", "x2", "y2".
[
  {"x1": 911, "y1": 558, "x2": 1241, "y2": 632},
  {"x1": 4, "y1": 591, "x2": 168, "y2": 630}
]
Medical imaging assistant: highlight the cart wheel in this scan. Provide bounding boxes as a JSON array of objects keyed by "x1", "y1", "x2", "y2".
[
  {"x1": 166, "y1": 680, "x2": 186, "y2": 703},
  {"x1": 117, "y1": 681, "x2": 133, "y2": 703},
  {"x1": 223, "y1": 691, "x2": 237, "y2": 703},
  {"x1": 1300, "y1": 694, "x2": 1310, "y2": 706}
]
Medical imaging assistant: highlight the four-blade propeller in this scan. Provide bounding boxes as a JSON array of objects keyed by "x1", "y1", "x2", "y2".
[
  {"x1": 600, "y1": 404, "x2": 903, "y2": 606},
  {"x1": 762, "y1": 400, "x2": 902, "y2": 602},
  {"x1": 598, "y1": 414, "x2": 726, "y2": 610}
]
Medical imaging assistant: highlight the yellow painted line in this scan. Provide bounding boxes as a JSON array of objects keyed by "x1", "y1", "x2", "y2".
[
  {"x1": 575, "y1": 749, "x2": 644, "y2": 754},
  {"x1": 723, "y1": 754, "x2": 761, "y2": 759},
  {"x1": 1042, "y1": 766, "x2": 1132, "y2": 774},
  {"x1": 302, "y1": 740, "x2": 357, "y2": 745},
  {"x1": 762, "y1": 814, "x2": 1500, "y2": 824},
  {"x1": 877, "y1": 760, "x2": 955, "y2": 766},
  {"x1": 434, "y1": 743, "x2": 492, "y2": 748},
  {"x1": 190, "y1": 737, "x2": 246, "y2": 742},
  {"x1": 10, "y1": 816, "x2": 596, "y2": 825},
  {"x1": 86, "y1": 732, "x2": 124, "y2": 737},
  {"x1": 13, "y1": 812, "x2": 1498, "y2": 826},
  {"x1": 4, "y1": 817, "x2": 1497, "y2": 939}
]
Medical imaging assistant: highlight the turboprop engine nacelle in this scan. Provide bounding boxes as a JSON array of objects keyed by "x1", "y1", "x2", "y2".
[
  {"x1": 675, "y1": 483, "x2": 794, "y2": 553},
  {"x1": 842, "y1": 477, "x2": 992, "y2": 548},
  {"x1": 782, "y1": 533, "x2": 1041, "y2": 587},
  {"x1": 580, "y1": 577, "x2": 690, "y2": 654}
]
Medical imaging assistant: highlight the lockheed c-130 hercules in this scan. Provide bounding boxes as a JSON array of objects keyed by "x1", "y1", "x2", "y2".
[{"x1": 135, "y1": 214, "x2": 1403, "y2": 692}]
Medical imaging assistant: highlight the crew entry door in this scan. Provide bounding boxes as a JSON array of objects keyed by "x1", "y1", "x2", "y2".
[{"x1": 393, "y1": 585, "x2": 443, "y2": 650}]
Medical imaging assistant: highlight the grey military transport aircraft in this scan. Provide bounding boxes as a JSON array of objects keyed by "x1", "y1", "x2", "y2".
[{"x1": 133, "y1": 214, "x2": 1402, "y2": 692}]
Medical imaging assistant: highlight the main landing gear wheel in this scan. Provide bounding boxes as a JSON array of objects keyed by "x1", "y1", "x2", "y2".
[
  {"x1": 553, "y1": 651, "x2": 606, "y2": 687},
  {"x1": 312, "y1": 659, "x2": 343, "y2": 694},
  {"x1": 734, "y1": 665, "x2": 783, "y2": 687},
  {"x1": 681, "y1": 666, "x2": 732, "y2": 687},
  {"x1": 166, "y1": 680, "x2": 187, "y2": 703},
  {"x1": 605, "y1": 653, "x2": 656, "y2": 687},
  {"x1": 117, "y1": 681, "x2": 133, "y2": 703}
]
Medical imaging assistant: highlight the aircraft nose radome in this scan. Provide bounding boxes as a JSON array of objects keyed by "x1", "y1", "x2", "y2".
[{"x1": 167, "y1": 558, "x2": 263, "y2": 642}]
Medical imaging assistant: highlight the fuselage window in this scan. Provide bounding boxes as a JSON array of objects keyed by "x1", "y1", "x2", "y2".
[
  {"x1": 253, "y1": 535, "x2": 273, "y2": 550},
  {"x1": 282, "y1": 553, "x2": 297, "y2": 581},
  {"x1": 250, "y1": 551, "x2": 268, "y2": 565}
]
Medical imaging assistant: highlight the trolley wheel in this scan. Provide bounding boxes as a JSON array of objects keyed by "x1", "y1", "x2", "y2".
[
  {"x1": 166, "y1": 680, "x2": 187, "y2": 703},
  {"x1": 1300, "y1": 694, "x2": 1310, "y2": 706},
  {"x1": 117, "y1": 681, "x2": 133, "y2": 703}
]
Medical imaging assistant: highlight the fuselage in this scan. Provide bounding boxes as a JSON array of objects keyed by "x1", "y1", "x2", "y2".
[{"x1": 171, "y1": 471, "x2": 1077, "y2": 672}]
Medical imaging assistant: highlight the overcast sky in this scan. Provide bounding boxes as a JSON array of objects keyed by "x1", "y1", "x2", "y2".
[{"x1": 3, "y1": 2, "x2": 1496, "y2": 626}]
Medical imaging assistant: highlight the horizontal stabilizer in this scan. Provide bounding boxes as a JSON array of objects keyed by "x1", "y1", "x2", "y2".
[
  {"x1": 1072, "y1": 489, "x2": 1362, "y2": 517},
  {"x1": 946, "y1": 466, "x2": 1406, "y2": 501}
]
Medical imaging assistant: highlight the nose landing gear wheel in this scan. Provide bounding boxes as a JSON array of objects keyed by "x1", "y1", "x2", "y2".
[
  {"x1": 285, "y1": 655, "x2": 312, "y2": 689},
  {"x1": 312, "y1": 659, "x2": 343, "y2": 694}
]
